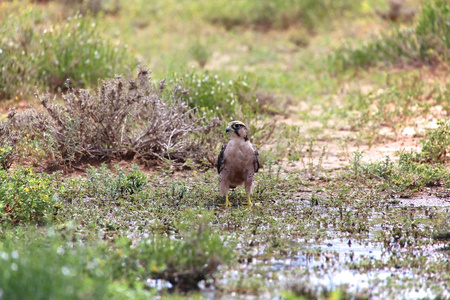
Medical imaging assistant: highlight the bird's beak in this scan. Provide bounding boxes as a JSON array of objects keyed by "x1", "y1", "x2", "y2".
[{"x1": 226, "y1": 127, "x2": 230, "y2": 133}]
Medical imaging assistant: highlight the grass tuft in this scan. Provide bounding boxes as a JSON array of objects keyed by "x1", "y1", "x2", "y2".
[
  {"x1": 330, "y1": 0, "x2": 449, "y2": 71},
  {"x1": 0, "y1": 7, "x2": 133, "y2": 100}
]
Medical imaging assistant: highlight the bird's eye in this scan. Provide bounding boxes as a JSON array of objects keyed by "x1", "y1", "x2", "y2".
[{"x1": 232, "y1": 124, "x2": 241, "y2": 129}]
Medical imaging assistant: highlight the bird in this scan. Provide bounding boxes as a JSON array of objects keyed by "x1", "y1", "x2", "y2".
[{"x1": 217, "y1": 121, "x2": 260, "y2": 207}]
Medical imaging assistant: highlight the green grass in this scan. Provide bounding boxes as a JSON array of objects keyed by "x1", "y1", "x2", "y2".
[
  {"x1": 1, "y1": 0, "x2": 450, "y2": 298},
  {"x1": 330, "y1": 0, "x2": 450, "y2": 71},
  {"x1": 325, "y1": 72, "x2": 448, "y2": 143},
  {"x1": 203, "y1": 0, "x2": 360, "y2": 32},
  {"x1": 0, "y1": 229, "x2": 109, "y2": 300},
  {"x1": 0, "y1": 167, "x2": 59, "y2": 225},
  {"x1": 0, "y1": 2, "x2": 134, "y2": 100}
]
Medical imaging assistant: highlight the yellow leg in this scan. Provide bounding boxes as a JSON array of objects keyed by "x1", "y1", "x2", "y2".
[
  {"x1": 243, "y1": 194, "x2": 253, "y2": 207},
  {"x1": 225, "y1": 195, "x2": 232, "y2": 207},
  {"x1": 219, "y1": 194, "x2": 233, "y2": 207}
]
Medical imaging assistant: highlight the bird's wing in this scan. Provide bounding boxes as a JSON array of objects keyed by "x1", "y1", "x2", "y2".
[
  {"x1": 217, "y1": 143, "x2": 227, "y2": 174},
  {"x1": 252, "y1": 143, "x2": 260, "y2": 173}
]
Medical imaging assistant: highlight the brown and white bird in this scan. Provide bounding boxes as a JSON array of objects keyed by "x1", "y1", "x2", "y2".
[{"x1": 217, "y1": 121, "x2": 260, "y2": 207}]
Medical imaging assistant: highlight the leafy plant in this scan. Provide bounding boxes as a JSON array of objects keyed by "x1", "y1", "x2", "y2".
[
  {"x1": 418, "y1": 119, "x2": 450, "y2": 163},
  {"x1": 188, "y1": 39, "x2": 210, "y2": 68},
  {"x1": 83, "y1": 163, "x2": 147, "y2": 202},
  {"x1": 350, "y1": 151, "x2": 450, "y2": 195},
  {"x1": 0, "y1": 167, "x2": 59, "y2": 225},
  {"x1": 111, "y1": 220, "x2": 235, "y2": 292},
  {"x1": 178, "y1": 72, "x2": 249, "y2": 119}
]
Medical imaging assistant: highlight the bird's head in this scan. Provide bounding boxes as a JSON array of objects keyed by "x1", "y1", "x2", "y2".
[{"x1": 226, "y1": 121, "x2": 249, "y2": 141}]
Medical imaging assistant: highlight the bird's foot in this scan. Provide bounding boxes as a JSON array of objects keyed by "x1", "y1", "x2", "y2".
[
  {"x1": 219, "y1": 195, "x2": 233, "y2": 208},
  {"x1": 242, "y1": 195, "x2": 253, "y2": 207}
]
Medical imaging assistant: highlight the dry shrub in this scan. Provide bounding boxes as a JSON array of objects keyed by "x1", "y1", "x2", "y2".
[
  {"x1": 12, "y1": 66, "x2": 221, "y2": 167},
  {"x1": 0, "y1": 110, "x2": 23, "y2": 170}
]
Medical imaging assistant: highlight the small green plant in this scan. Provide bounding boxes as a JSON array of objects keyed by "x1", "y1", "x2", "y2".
[
  {"x1": 112, "y1": 220, "x2": 235, "y2": 292},
  {"x1": 418, "y1": 119, "x2": 450, "y2": 163},
  {"x1": 179, "y1": 72, "x2": 250, "y2": 119},
  {"x1": 84, "y1": 164, "x2": 147, "y2": 202},
  {"x1": 350, "y1": 151, "x2": 450, "y2": 195},
  {"x1": 0, "y1": 167, "x2": 59, "y2": 225},
  {"x1": 189, "y1": 39, "x2": 210, "y2": 68}
]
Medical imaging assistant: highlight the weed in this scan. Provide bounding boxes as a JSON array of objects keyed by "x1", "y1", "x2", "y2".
[
  {"x1": 84, "y1": 164, "x2": 147, "y2": 202},
  {"x1": 0, "y1": 167, "x2": 59, "y2": 225},
  {"x1": 118, "y1": 221, "x2": 235, "y2": 292},
  {"x1": 349, "y1": 151, "x2": 450, "y2": 196},
  {"x1": 179, "y1": 72, "x2": 250, "y2": 120},
  {"x1": 418, "y1": 119, "x2": 450, "y2": 163},
  {"x1": 188, "y1": 39, "x2": 210, "y2": 68}
]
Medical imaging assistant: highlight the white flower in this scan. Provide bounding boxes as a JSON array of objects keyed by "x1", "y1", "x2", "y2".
[
  {"x1": 11, "y1": 251, "x2": 19, "y2": 259},
  {"x1": 11, "y1": 263, "x2": 18, "y2": 271},
  {"x1": 57, "y1": 246, "x2": 65, "y2": 255},
  {"x1": 0, "y1": 252, "x2": 8, "y2": 260},
  {"x1": 61, "y1": 266, "x2": 71, "y2": 276}
]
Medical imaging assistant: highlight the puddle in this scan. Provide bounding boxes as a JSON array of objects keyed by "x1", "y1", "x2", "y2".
[
  {"x1": 317, "y1": 239, "x2": 383, "y2": 262},
  {"x1": 398, "y1": 195, "x2": 450, "y2": 207},
  {"x1": 225, "y1": 237, "x2": 449, "y2": 299}
]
